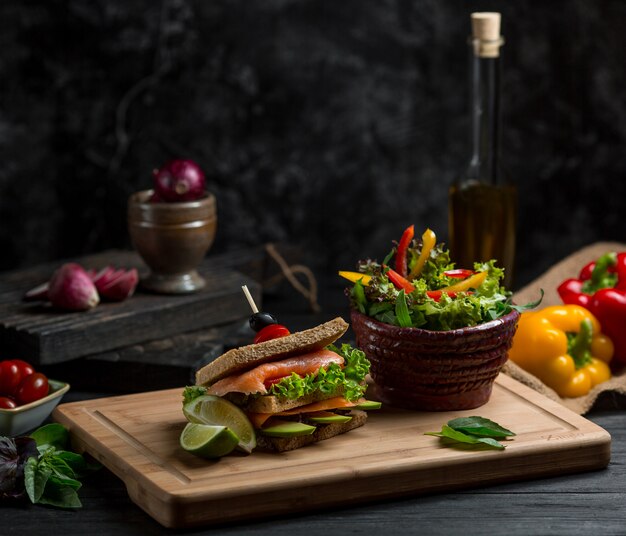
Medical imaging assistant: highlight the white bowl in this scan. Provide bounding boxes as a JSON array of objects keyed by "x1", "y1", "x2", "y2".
[{"x1": 0, "y1": 379, "x2": 70, "y2": 436}]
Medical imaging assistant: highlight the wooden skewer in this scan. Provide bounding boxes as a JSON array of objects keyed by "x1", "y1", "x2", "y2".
[{"x1": 241, "y1": 285, "x2": 258, "y2": 314}]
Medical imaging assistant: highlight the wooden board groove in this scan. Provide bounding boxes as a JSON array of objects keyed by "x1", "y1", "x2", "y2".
[{"x1": 53, "y1": 374, "x2": 611, "y2": 529}]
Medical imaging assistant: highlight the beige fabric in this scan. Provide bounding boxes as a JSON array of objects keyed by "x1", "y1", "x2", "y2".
[{"x1": 506, "y1": 241, "x2": 626, "y2": 415}]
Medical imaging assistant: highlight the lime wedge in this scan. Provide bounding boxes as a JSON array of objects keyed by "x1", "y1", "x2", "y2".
[
  {"x1": 183, "y1": 395, "x2": 256, "y2": 453},
  {"x1": 180, "y1": 423, "x2": 239, "y2": 458}
]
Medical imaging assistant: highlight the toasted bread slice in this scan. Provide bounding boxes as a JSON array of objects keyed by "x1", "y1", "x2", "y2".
[
  {"x1": 232, "y1": 386, "x2": 346, "y2": 414},
  {"x1": 255, "y1": 410, "x2": 367, "y2": 452},
  {"x1": 195, "y1": 317, "x2": 349, "y2": 386}
]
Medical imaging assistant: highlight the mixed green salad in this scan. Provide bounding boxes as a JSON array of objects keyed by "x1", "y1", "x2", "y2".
[{"x1": 340, "y1": 226, "x2": 538, "y2": 331}]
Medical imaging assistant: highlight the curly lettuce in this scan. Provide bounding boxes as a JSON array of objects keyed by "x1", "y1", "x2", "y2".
[
  {"x1": 269, "y1": 343, "x2": 370, "y2": 401},
  {"x1": 350, "y1": 252, "x2": 531, "y2": 331}
]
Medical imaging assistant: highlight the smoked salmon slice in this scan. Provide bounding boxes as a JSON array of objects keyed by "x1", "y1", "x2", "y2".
[{"x1": 206, "y1": 349, "x2": 344, "y2": 397}]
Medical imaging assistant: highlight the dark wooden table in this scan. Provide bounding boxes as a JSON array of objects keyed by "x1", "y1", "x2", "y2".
[{"x1": 4, "y1": 285, "x2": 626, "y2": 535}]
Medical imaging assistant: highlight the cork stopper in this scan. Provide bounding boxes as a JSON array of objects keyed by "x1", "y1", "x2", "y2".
[{"x1": 471, "y1": 12, "x2": 504, "y2": 58}]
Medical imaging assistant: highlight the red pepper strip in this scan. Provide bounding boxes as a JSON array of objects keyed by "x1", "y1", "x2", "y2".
[
  {"x1": 443, "y1": 269, "x2": 475, "y2": 279},
  {"x1": 385, "y1": 267, "x2": 415, "y2": 293},
  {"x1": 557, "y1": 279, "x2": 591, "y2": 308},
  {"x1": 426, "y1": 290, "x2": 459, "y2": 302},
  {"x1": 395, "y1": 225, "x2": 414, "y2": 277}
]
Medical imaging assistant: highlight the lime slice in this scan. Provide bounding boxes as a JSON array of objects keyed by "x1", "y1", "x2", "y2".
[
  {"x1": 183, "y1": 395, "x2": 256, "y2": 453},
  {"x1": 180, "y1": 423, "x2": 239, "y2": 458}
]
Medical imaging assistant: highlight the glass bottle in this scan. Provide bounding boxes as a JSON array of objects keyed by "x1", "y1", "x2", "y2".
[{"x1": 448, "y1": 12, "x2": 516, "y2": 288}]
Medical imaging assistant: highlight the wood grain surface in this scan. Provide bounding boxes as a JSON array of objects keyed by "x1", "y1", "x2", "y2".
[
  {"x1": 0, "y1": 250, "x2": 260, "y2": 365},
  {"x1": 52, "y1": 374, "x2": 610, "y2": 529}
]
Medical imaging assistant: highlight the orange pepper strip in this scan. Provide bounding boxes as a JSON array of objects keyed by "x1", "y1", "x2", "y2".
[
  {"x1": 408, "y1": 228, "x2": 436, "y2": 280},
  {"x1": 438, "y1": 271, "x2": 488, "y2": 293}
]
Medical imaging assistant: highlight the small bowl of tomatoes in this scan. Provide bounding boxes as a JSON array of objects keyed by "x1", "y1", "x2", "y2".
[{"x1": 0, "y1": 359, "x2": 70, "y2": 436}]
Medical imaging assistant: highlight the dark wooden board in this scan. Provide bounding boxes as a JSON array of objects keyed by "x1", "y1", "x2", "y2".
[
  {"x1": 0, "y1": 251, "x2": 260, "y2": 365},
  {"x1": 40, "y1": 320, "x2": 251, "y2": 393}
]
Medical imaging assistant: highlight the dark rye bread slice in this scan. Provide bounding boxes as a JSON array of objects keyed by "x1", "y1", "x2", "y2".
[
  {"x1": 255, "y1": 410, "x2": 367, "y2": 452},
  {"x1": 195, "y1": 317, "x2": 349, "y2": 386},
  {"x1": 231, "y1": 386, "x2": 347, "y2": 414}
]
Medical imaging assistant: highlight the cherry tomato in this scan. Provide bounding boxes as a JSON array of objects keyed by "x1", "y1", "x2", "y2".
[
  {"x1": 0, "y1": 360, "x2": 22, "y2": 396},
  {"x1": 254, "y1": 324, "x2": 290, "y2": 344},
  {"x1": 12, "y1": 359, "x2": 35, "y2": 378},
  {"x1": 15, "y1": 372, "x2": 49, "y2": 405},
  {"x1": 0, "y1": 396, "x2": 17, "y2": 409}
]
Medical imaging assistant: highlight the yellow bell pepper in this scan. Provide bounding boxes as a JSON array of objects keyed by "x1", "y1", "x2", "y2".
[{"x1": 508, "y1": 305, "x2": 613, "y2": 398}]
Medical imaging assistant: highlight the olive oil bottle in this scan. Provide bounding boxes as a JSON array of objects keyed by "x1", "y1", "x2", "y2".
[{"x1": 448, "y1": 12, "x2": 516, "y2": 288}]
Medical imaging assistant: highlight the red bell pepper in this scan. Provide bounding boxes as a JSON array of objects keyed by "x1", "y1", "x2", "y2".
[
  {"x1": 558, "y1": 252, "x2": 626, "y2": 365},
  {"x1": 395, "y1": 225, "x2": 414, "y2": 277}
]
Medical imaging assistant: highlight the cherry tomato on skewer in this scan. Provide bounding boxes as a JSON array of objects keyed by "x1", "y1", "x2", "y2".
[{"x1": 254, "y1": 324, "x2": 291, "y2": 344}]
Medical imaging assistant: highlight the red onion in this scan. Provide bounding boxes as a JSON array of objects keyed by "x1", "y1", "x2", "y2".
[
  {"x1": 152, "y1": 159, "x2": 206, "y2": 202},
  {"x1": 48, "y1": 263, "x2": 100, "y2": 311}
]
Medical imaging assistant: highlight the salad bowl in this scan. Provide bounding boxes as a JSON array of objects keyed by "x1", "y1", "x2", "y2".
[{"x1": 352, "y1": 309, "x2": 520, "y2": 411}]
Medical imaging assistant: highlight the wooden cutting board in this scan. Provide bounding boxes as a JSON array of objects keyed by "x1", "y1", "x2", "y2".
[{"x1": 53, "y1": 374, "x2": 610, "y2": 529}]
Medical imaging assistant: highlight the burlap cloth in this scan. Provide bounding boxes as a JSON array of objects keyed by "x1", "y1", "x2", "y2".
[{"x1": 508, "y1": 241, "x2": 626, "y2": 415}]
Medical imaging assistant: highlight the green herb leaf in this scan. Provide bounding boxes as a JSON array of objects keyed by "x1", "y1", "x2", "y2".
[
  {"x1": 395, "y1": 290, "x2": 412, "y2": 327},
  {"x1": 447, "y1": 416, "x2": 516, "y2": 438},
  {"x1": 24, "y1": 456, "x2": 51, "y2": 503},
  {"x1": 352, "y1": 280, "x2": 367, "y2": 314},
  {"x1": 425, "y1": 425, "x2": 506, "y2": 450},
  {"x1": 55, "y1": 450, "x2": 101, "y2": 477},
  {"x1": 30, "y1": 423, "x2": 68, "y2": 451},
  {"x1": 37, "y1": 482, "x2": 82, "y2": 509}
]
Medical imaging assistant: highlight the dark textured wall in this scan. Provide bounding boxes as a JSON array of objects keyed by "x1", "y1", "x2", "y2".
[{"x1": 1, "y1": 0, "x2": 625, "y2": 289}]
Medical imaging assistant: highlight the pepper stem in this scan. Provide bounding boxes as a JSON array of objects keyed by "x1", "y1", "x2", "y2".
[{"x1": 567, "y1": 319, "x2": 594, "y2": 369}]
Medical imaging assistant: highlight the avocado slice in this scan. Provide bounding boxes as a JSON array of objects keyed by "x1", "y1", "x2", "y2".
[
  {"x1": 260, "y1": 420, "x2": 316, "y2": 438},
  {"x1": 353, "y1": 400, "x2": 382, "y2": 410},
  {"x1": 308, "y1": 414, "x2": 353, "y2": 424}
]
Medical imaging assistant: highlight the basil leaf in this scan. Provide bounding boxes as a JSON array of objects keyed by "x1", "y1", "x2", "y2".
[
  {"x1": 37, "y1": 481, "x2": 82, "y2": 509},
  {"x1": 30, "y1": 424, "x2": 69, "y2": 451},
  {"x1": 25, "y1": 457, "x2": 52, "y2": 503},
  {"x1": 368, "y1": 301, "x2": 393, "y2": 317},
  {"x1": 56, "y1": 451, "x2": 101, "y2": 477},
  {"x1": 425, "y1": 425, "x2": 505, "y2": 450},
  {"x1": 395, "y1": 290, "x2": 412, "y2": 327},
  {"x1": 447, "y1": 416, "x2": 516, "y2": 438},
  {"x1": 508, "y1": 289, "x2": 544, "y2": 314},
  {"x1": 352, "y1": 280, "x2": 367, "y2": 314}
]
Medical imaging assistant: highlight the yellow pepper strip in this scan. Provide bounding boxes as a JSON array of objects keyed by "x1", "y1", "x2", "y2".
[
  {"x1": 439, "y1": 271, "x2": 488, "y2": 293},
  {"x1": 338, "y1": 271, "x2": 372, "y2": 286},
  {"x1": 508, "y1": 305, "x2": 613, "y2": 398},
  {"x1": 408, "y1": 228, "x2": 436, "y2": 280}
]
